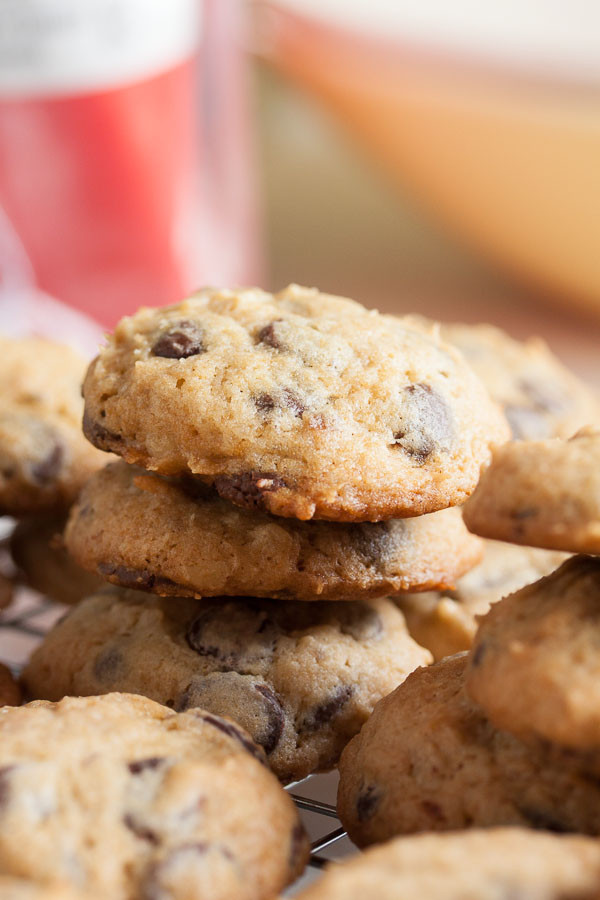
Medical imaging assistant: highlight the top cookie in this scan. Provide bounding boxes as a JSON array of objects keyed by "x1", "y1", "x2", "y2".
[
  {"x1": 463, "y1": 427, "x2": 600, "y2": 553},
  {"x1": 82, "y1": 286, "x2": 509, "y2": 522},
  {"x1": 294, "y1": 828, "x2": 600, "y2": 900},
  {"x1": 441, "y1": 323, "x2": 598, "y2": 441},
  {"x1": 0, "y1": 337, "x2": 106, "y2": 516},
  {"x1": 0, "y1": 693, "x2": 306, "y2": 899}
]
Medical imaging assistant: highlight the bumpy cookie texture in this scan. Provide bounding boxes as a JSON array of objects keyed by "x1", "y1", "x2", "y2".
[
  {"x1": 293, "y1": 829, "x2": 600, "y2": 900},
  {"x1": 337, "y1": 654, "x2": 600, "y2": 846},
  {"x1": 0, "y1": 693, "x2": 307, "y2": 899},
  {"x1": 22, "y1": 589, "x2": 430, "y2": 783},
  {"x1": 64, "y1": 461, "x2": 483, "y2": 602},
  {"x1": 11, "y1": 517, "x2": 103, "y2": 606},
  {"x1": 0, "y1": 878, "x2": 92, "y2": 900},
  {"x1": 82, "y1": 285, "x2": 509, "y2": 521},
  {"x1": 0, "y1": 337, "x2": 106, "y2": 515},
  {"x1": 467, "y1": 555, "x2": 600, "y2": 751},
  {"x1": 441, "y1": 322, "x2": 599, "y2": 440},
  {"x1": 463, "y1": 427, "x2": 600, "y2": 553},
  {"x1": 397, "y1": 540, "x2": 567, "y2": 660}
]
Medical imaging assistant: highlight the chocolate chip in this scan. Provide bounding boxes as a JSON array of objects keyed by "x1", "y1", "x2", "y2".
[
  {"x1": 257, "y1": 321, "x2": 283, "y2": 349},
  {"x1": 82, "y1": 411, "x2": 123, "y2": 450},
  {"x1": 289, "y1": 822, "x2": 308, "y2": 871},
  {"x1": 336, "y1": 603, "x2": 383, "y2": 641},
  {"x1": 281, "y1": 389, "x2": 305, "y2": 417},
  {"x1": 178, "y1": 476, "x2": 217, "y2": 503},
  {"x1": 93, "y1": 646, "x2": 125, "y2": 683},
  {"x1": 185, "y1": 603, "x2": 280, "y2": 668},
  {"x1": 128, "y1": 757, "x2": 164, "y2": 775},
  {"x1": 516, "y1": 806, "x2": 570, "y2": 833},
  {"x1": 510, "y1": 508, "x2": 538, "y2": 521},
  {"x1": 97, "y1": 563, "x2": 180, "y2": 593},
  {"x1": 213, "y1": 472, "x2": 286, "y2": 511},
  {"x1": 254, "y1": 684, "x2": 285, "y2": 755},
  {"x1": 356, "y1": 784, "x2": 380, "y2": 821},
  {"x1": 31, "y1": 443, "x2": 63, "y2": 485},
  {"x1": 421, "y1": 800, "x2": 446, "y2": 822},
  {"x1": 151, "y1": 320, "x2": 205, "y2": 359},
  {"x1": 351, "y1": 522, "x2": 390, "y2": 563},
  {"x1": 124, "y1": 813, "x2": 159, "y2": 845},
  {"x1": 471, "y1": 642, "x2": 486, "y2": 667},
  {"x1": 0, "y1": 765, "x2": 16, "y2": 810},
  {"x1": 201, "y1": 712, "x2": 266, "y2": 764},
  {"x1": 254, "y1": 393, "x2": 276, "y2": 413},
  {"x1": 393, "y1": 383, "x2": 454, "y2": 462},
  {"x1": 301, "y1": 684, "x2": 354, "y2": 732}
]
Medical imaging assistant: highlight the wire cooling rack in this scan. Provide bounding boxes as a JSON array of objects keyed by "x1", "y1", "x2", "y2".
[{"x1": 0, "y1": 584, "x2": 357, "y2": 895}]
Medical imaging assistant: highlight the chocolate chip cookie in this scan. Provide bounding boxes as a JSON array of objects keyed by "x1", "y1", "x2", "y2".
[
  {"x1": 22, "y1": 588, "x2": 430, "y2": 783},
  {"x1": 10, "y1": 517, "x2": 103, "y2": 606},
  {"x1": 293, "y1": 829, "x2": 600, "y2": 900},
  {"x1": 463, "y1": 427, "x2": 600, "y2": 553},
  {"x1": 337, "y1": 654, "x2": 600, "y2": 846},
  {"x1": 0, "y1": 337, "x2": 106, "y2": 515},
  {"x1": 64, "y1": 461, "x2": 483, "y2": 602},
  {"x1": 466, "y1": 555, "x2": 600, "y2": 751},
  {"x1": 397, "y1": 540, "x2": 568, "y2": 660},
  {"x1": 0, "y1": 693, "x2": 307, "y2": 898},
  {"x1": 82, "y1": 285, "x2": 509, "y2": 521},
  {"x1": 441, "y1": 322, "x2": 599, "y2": 441}
]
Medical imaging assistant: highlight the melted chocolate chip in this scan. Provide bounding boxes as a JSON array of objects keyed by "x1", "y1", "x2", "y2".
[
  {"x1": 356, "y1": 784, "x2": 380, "y2": 822},
  {"x1": 178, "y1": 476, "x2": 217, "y2": 503},
  {"x1": 124, "y1": 813, "x2": 159, "y2": 845},
  {"x1": 185, "y1": 603, "x2": 280, "y2": 668},
  {"x1": 97, "y1": 563, "x2": 180, "y2": 593},
  {"x1": 93, "y1": 646, "x2": 125, "y2": 683},
  {"x1": 337, "y1": 603, "x2": 383, "y2": 641},
  {"x1": 257, "y1": 321, "x2": 283, "y2": 349},
  {"x1": 254, "y1": 684, "x2": 285, "y2": 755},
  {"x1": 151, "y1": 320, "x2": 205, "y2": 359},
  {"x1": 393, "y1": 383, "x2": 454, "y2": 463},
  {"x1": 82, "y1": 411, "x2": 123, "y2": 450},
  {"x1": 471, "y1": 642, "x2": 487, "y2": 667},
  {"x1": 351, "y1": 522, "x2": 390, "y2": 563},
  {"x1": 517, "y1": 806, "x2": 570, "y2": 833},
  {"x1": 254, "y1": 393, "x2": 276, "y2": 413},
  {"x1": 281, "y1": 389, "x2": 305, "y2": 417},
  {"x1": 128, "y1": 757, "x2": 164, "y2": 775},
  {"x1": 301, "y1": 684, "x2": 354, "y2": 732},
  {"x1": 201, "y1": 713, "x2": 266, "y2": 764},
  {"x1": 31, "y1": 443, "x2": 64, "y2": 485},
  {"x1": 421, "y1": 800, "x2": 446, "y2": 822},
  {"x1": 213, "y1": 472, "x2": 286, "y2": 511}
]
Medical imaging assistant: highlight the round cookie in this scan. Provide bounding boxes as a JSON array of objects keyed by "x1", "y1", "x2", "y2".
[
  {"x1": 0, "y1": 664, "x2": 21, "y2": 707},
  {"x1": 294, "y1": 829, "x2": 600, "y2": 900},
  {"x1": 64, "y1": 461, "x2": 483, "y2": 602},
  {"x1": 11, "y1": 517, "x2": 103, "y2": 606},
  {"x1": 466, "y1": 555, "x2": 600, "y2": 751},
  {"x1": 0, "y1": 693, "x2": 307, "y2": 898},
  {"x1": 22, "y1": 588, "x2": 431, "y2": 783},
  {"x1": 397, "y1": 540, "x2": 568, "y2": 660},
  {"x1": 441, "y1": 322, "x2": 599, "y2": 441},
  {"x1": 82, "y1": 285, "x2": 509, "y2": 522},
  {"x1": 463, "y1": 427, "x2": 600, "y2": 553},
  {"x1": 337, "y1": 654, "x2": 600, "y2": 847},
  {"x1": 0, "y1": 337, "x2": 107, "y2": 516}
]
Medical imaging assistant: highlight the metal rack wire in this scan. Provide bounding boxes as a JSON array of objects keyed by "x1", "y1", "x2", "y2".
[{"x1": 0, "y1": 585, "x2": 355, "y2": 894}]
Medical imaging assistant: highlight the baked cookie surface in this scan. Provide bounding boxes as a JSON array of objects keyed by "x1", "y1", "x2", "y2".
[
  {"x1": 467, "y1": 555, "x2": 600, "y2": 750},
  {"x1": 22, "y1": 588, "x2": 430, "y2": 783},
  {"x1": 82, "y1": 286, "x2": 508, "y2": 521},
  {"x1": 441, "y1": 322, "x2": 598, "y2": 441},
  {"x1": 397, "y1": 540, "x2": 567, "y2": 660},
  {"x1": 337, "y1": 654, "x2": 600, "y2": 847},
  {"x1": 0, "y1": 693, "x2": 306, "y2": 899},
  {"x1": 0, "y1": 878, "x2": 92, "y2": 900},
  {"x1": 293, "y1": 828, "x2": 600, "y2": 900},
  {"x1": 0, "y1": 337, "x2": 106, "y2": 515},
  {"x1": 463, "y1": 428, "x2": 600, "y2": 553},
  {"x1": 64, "y1": 461, "x2": 483, "y2": 602}
]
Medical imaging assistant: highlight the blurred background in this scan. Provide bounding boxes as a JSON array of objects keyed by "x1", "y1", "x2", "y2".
[{"x1": 0, "y1": 0, "x2": 599, "y2": 381}]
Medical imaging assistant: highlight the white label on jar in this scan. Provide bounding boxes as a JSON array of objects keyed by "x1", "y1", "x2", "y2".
[{"x1": 0, "y1": 0, "x2": 202, "y2": 97}]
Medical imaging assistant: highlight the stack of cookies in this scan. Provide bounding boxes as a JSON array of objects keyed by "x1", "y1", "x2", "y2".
[{"x1": 24, "y1": 284, "x2": 508, "y2": 783}]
